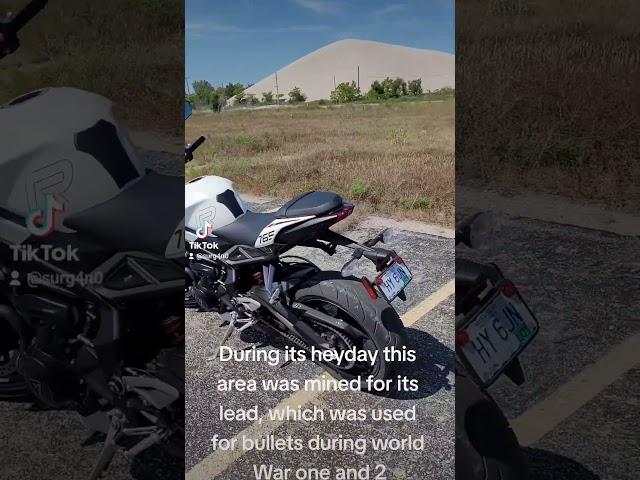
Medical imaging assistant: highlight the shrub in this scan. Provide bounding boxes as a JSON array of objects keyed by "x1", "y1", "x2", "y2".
[
  {"x1": 330, "y1": 81, "x2": 362, "y2": 103},
  {"x1": 368, "y1": 77, "x2": 408, "y2": 100},
  {"x1": 262, "y1": 91, "x2": 274, "y2": 104},
  {"x1": 349, "y1": 179, "x2": 370, "y2": 199},
  {"x1": 288, "y1": 86, "x2": 307, "y2": 103},
  {"x1": 408, "y1": 78, "x2": 423, "y2": 96},
  {"x1": 246, "y1": 94, "x2": 260, "y2": 106},
  {"x1": 225, "y1": 82, "x2": 245, "y2": 98},
  {"x1": 367, "y1": 80, "x2": 385, "y2": 100},
  {"x1": 400, "y1": 196, "x2": 433, "y2": 210}
]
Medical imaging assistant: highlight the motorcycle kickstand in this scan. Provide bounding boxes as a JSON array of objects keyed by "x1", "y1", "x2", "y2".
[
  {"x1": 87, "y1": 412, "x2": 124, "y2": 480},
  {"x1": 207, "y1": 312, "x2": 257, "y2": 361},
  {"x1": 208, "y1": 313, "x2": 238, "y2": 361}
]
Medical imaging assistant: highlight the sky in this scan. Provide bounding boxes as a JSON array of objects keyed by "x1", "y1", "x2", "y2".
[{"x1": 185, "y1": 0, "x2": 454, "y2": 88}]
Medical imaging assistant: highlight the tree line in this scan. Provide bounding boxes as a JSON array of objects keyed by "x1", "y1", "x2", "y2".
[
  {"x1": 186, "y1": 80, "x2": 306, "y2": 110},
  {"x1": 187, "y1": 77, "x2": 452, "y2": 110}
]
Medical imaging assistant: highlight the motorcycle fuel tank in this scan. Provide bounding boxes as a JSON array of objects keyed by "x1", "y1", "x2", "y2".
[
  {"x1": 184, "y1": 175, "x2": 247, "y2": 242},
  {"x1": 0, "y1": 87, "x2": 145, "y2": 239}
]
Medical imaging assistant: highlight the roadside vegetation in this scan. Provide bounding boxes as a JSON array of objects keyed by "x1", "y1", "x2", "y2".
[
  {"x1": 185, "y1": 98, "x2": 454, "y2": 227},
  {"x1": 458, "y1": 0, "x2": 640, "y2": 212},
  {"x1": 188, "y1": 76, "x2": 452, "y2": 112}
]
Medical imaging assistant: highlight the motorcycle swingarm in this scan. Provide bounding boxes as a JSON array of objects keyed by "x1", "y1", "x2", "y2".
[
  {"x1": 249, "y1": 287, "x2": 331, "y2": 350},
  {"x1": 293, "y1": 303, "x2": 367, "y2": 342}
]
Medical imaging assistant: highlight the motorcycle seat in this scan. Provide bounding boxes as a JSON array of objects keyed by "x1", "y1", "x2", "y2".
[
  {"x1": 64, "y1": 172, "x2": 184, "y2": 256},
  {"x1": 214, "y1": 191, "x2": 343, "y2": 247},
  {"x1": 214, "y1": 211, "x2": 278, "y2": 247},
  {"x1": 276, "y1": 191, "x2": 343, "y2": 218}
]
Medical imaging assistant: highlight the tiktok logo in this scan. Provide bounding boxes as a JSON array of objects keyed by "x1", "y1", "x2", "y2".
[
  {"x1": 25, "y1": 194, "x2": 65, "y2": 237},
  {"x1": 196, "y1": 221, "x2": 214, "y2": 239}
]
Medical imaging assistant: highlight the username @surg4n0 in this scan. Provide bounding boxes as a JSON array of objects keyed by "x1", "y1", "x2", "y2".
[{"x1": 25, "y1": 271, "x2": 104, "y2": 288}]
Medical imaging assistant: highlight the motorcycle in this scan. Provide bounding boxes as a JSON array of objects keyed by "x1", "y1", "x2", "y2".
[
  {"x1": 184, "y1": 102, "x2": 410, "y2": 383},
  {"x1": 0, "y1": 3, "x2": 185, "y2": 478},
  {"x1": 455, "y1": 213, "x2": 538, "y2": 479}
]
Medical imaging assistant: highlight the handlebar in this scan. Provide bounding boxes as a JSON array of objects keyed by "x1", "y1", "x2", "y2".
[
  {"x1": 0, "y1": 0, "x2": 48, "y2": 57},
  {"x1": 185, "y1": 136, "x2": 206, "y2": 164},
  {"x1": 10, "y1": 0, "x2": 48, "y2": 32}
]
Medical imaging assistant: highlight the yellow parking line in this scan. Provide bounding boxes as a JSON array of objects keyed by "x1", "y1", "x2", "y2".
[
  {"x1": 186, "y1": 279, "x2": 456, "y2": 479},
  {"x1": 512, "y1": 331, "x2": 640, "y2": 446},
  {"x1": 402, "y1": 279, "x2": 455, "y2": 327}
]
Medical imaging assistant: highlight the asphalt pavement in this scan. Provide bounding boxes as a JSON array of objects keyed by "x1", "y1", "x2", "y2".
[
  {"x1": 457, "y1": 207, "x2": 640, "y2": 480},
  {"x1": 185, "y1": 199, "x2": 456, "y2": 479}
]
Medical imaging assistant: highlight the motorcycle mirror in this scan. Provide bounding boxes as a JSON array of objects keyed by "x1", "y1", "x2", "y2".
[{"x1": 185, "y1": 101, "x2": 193, "y2": 120}]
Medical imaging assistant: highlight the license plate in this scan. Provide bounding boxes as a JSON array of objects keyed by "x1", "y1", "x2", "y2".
[
  {"x1": 376, "y1": 258, "x2": 412, "y2": 301},
  {"x1": 459, "y1": 287, "x2": 539, "y2": 386}
]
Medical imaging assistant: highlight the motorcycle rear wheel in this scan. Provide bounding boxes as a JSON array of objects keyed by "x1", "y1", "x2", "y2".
[{"x1": 292, "y1": 272, "x2": 407, "y2": 384}]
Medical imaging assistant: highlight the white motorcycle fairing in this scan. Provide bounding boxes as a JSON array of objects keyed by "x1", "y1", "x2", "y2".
[
  {"x1": 184, "y1": 175, "x2": 246, "y2": 243},
  {"x1": 254, "y1": 216, "x2": 315, "y2": 247},
  {"x1": 0, "y1": 87, "x2": 145, "y2": 241}
]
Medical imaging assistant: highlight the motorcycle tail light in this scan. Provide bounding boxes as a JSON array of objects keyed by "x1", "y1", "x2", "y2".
[
  {"x1": 501, "y1": 281, "x2": 517, "y2": 298},
  {"x1": 361, "y1": 277, "x2": 378, "y2": 299},
  {"x1": 335, "y1": 204, "x2": 354, "y2": 221},
  {"x1": 455, "y1": 330, "x2": 470, "y2": 347}
]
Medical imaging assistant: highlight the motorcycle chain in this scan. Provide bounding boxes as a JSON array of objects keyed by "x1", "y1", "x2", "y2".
[{"x1": 268, "y1": 311, "x2": 356, "y2": 370}]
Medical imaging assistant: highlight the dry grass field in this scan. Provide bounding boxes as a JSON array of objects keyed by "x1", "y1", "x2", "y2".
[
  {"x1": 457, "y1": 0, "x2": 640, "y2": 211},
  {"x1": 185, "y1": 99, "x2": 455, "y2": 227}
]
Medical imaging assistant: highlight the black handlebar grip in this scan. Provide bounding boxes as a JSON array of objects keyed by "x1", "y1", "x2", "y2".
[
  {"x1": 191, "y1": 136, "x2": 206, "y2": 151},
  {"x1": 10, "y1": 0, "x2": 48, "y2": 33}
]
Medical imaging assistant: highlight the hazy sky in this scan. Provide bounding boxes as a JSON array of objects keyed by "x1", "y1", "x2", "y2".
[{"x1": 185, "y1": 0, "x2": 454, "y2": 88}]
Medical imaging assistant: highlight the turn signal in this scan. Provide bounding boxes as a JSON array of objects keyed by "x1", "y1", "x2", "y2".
[
  {"x1": 502, "y1": 282, "x2": 517, "y2": 298},
  {"x1": 455, "y1": 330, "x2": 470, "y2": 347}
]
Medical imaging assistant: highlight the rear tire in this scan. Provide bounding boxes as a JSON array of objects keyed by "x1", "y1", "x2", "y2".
[
  {"x1": 456, "y1": 373, "x2": 528, "y2": 479},
  {"x1": 292, "y1": 271, "x2": 407, "y2": 383}
]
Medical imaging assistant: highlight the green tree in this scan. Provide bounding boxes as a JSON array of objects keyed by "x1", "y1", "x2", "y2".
[
  {"x1": 262, "y1": 91, "x2": 274, "y2": 104},
  {"x1": 408, "y1": 78, "x2": 423, "y2": 96},
  {"x1": 234, "y1": 91, "x2": 246, "y2": 104},
  {"x1": 288, "y1": 86, "x2": 307, "y2": 103},
  {"x1": 224, "y1": 82, "x2": 245, "y2": 98},
  {"x1": 367, "y1": 80, "x2": 385, "y2": 100},
  {"x1": 246, "y1": 94, "x2": 260, "y2": 106},
  {"x1": 377, "y1": 77, "x2": 407, "y2": 99},
  {"x1": 192, "y1": 80, "x2": 214, "y2": 106},
  {"x1": 330, "y1": 81, "x2": 362, "y2": 103}
]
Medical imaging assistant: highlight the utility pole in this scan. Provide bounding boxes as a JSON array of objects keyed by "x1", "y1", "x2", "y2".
[
  {"x1": 357, "y1": 65, "x2": 360, "y2": 90},
  {"x1": 185, "y1": 76, "x2": 190, "y2": 95},
  {"x1": 275, "y1": 71, "x2": 279, "y2": 106},
  {"x1": 333, "y1": 75, "x2": 336, "y2": 89}
]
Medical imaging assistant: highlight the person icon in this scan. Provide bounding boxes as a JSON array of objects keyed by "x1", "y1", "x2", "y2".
[{"x1": 9, "y1": 270, "x2": 20, "y2": 287}]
